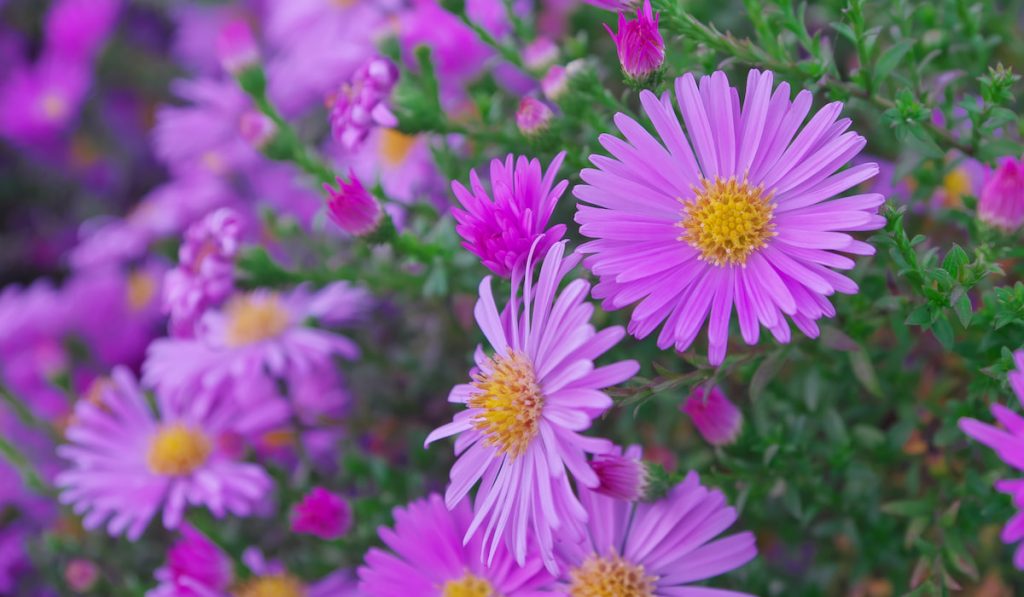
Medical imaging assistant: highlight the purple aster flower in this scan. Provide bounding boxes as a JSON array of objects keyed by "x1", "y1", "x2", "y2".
[
  {"x1": 451, "y1": 152, "x2": 568, "y2": 277},
  {"x1": 291, "y1": 487, "x2": 352, "y2": 540},
  {"x1": 163, "y1": 207, "x2": 244, "y2": 338},
  {"x1": 591, "y1": 444, "x2": 649, "y2": 501},
  {"x1": 516, "y1": 97, "x2": 555, "y2": 136},
  {"x1": 44, "y1": 0, "x2": 121, "y2": 62},
  {"x1": 56, "y1": 368, "x2": 272, "y2": 540},
  {"x1": 237, "y1": 549, "x2": 360, "y2": 597},
  {"x1": 324, "y1": 172, "x2": 384, "y2": 236},
  {"x1": 959, "y1": 350, "x2": 1024, "y2": 568},
  {"x1": 555, "y1": 467, "x2": 758, "y2": 595},
  {"x1": 929, "y1": 151, "x2": 985, "y2": 211},
  {"x1": 575, "y1": 70, "x2": 884, "y2": 365},
  {"x1": 339, "y1": 127, "x2": 445, "y2": 210},
  {"x1": 0, "y1": 55, "x2": 89, "y2": 149},
  {"x1": 605, "y1": 0, "x2": 665, "y2": 82},
  {"x1": 216, "y1": 19, "x2": 260, "y2": 76},
  {"x1": 425, "y1": 241, "x2": 639, "y2": 571},
  {"x1": 683, "y1": 385, "x2": 744, "y2": 446},
  {"x1": 978, "y1": 155, "x2": 1024, "y2": 230},
  {"x1": 358, "y1": 493, "x2": 555, "y2": 595},
  {"x1": 329, "y1": 56, "x2": 400, "y2": 153},
  {"x1": 149, "y1": 525, "x2": 233, "y2": 597}
]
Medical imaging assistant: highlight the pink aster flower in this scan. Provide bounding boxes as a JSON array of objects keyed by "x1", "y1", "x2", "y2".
[
  {"x1": 56, "y1": 368, "x2": 272, "y2": 540},
  {"x1": 425, "y1": 241, "x2": 639, "y2": 571},
  {"x1": 575, "y1": 70, "x2": 884, "y2": 365},
  {"x1": 541, "y1": 65, "x2": 569, "y2": 101},
  {"x1": 959, "y1": 350, "x2": 1024, "y2": 568},
  {"x1": 358, "y1": 493, "x2": 555, "y2": 595},
  {"x1": 516, "y1": 97, "x2": 555, "y2": 136},
  {"x1": 978, "y1": 155, "x2": 1024, "y2": 230},
  {"x1": 591, "y1": 445, "x2": 649, "y2": 501},
  {"x1": 324, "y1": 172, "x2": 384, "y2": 236},
  {"x1": 0, "y1": 55, "x2": 89, "y2": 148},
  {"x1": 328, "y1": 56, "x2": 400, "y2": 153},
  {"x1": 64, "y1": 559, "x2": 99, "y2": 593},
  {"x1": 555, "y1": 467, "x2": 758, "y2": 595},
  {"x1": 291, "y1": 487, "x2": 352, "y2": 540},
  {"x1": 451, "y1": 152, "x2": 568, "y2": 277},
  {"x1": 44, "y1": 0, "x2": 121, "y2": 62},
  {"x1": 605, "y1": 0, "x2": 665, "y2": 81},
  {"x1": 149, "y1": 525, "x2": 233, "y2": 597},
  {"x1": 683, "y1": 385, "x2": 744, "y2": 446}
]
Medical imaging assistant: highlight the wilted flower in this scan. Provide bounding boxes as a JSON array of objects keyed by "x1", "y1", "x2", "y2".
[
  {"x1": 323, "y1": 173, "x2": 384, "y2": 236},
  {"x1": 978, "y1": 155, "x2": 1024, "y2": 230},
  {"x1": 328, "y1": 56, "x2": 399, "y2": 152},
  {"x1": 451, "y1": 151, "x2": 568, "y2": 277},
  {"x1": 292, "y1": 487, "x2": 352, "y2": 540},
  {"x1": 605, "y1": 0, "x2": 664, "y2": 82},
  {"x1": 682, "y1": 385, "x2": 744, "y2": 446},
  {"x1": 591, "y1": 445, "x2": 649, "y2": 501},
  {"x1": 516, "y1": 96, "x2": 554, "y2": 136}
]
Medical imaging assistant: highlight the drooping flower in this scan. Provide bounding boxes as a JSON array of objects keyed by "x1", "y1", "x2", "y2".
[
  {"x1": 451, "y1": 152, "x2": 568, "y2": 277},
  {"x1": 575, "y1": 70, "x2": 884, "y2": 365},
  {"x1": 605, "y1": 0, "x2": 664, "y2": 82},
  {"x1": 959, "y1": 350, "x2": 1024, "y2": 569},
  {"x1": 516, "y1": 97, "x2": 555, "y2": 136},
  {"x1": 149, "y1": 525, "x2": 234, "y2": 597},
  {"x1": 56, "y1": 368, "x2": 272, "y2": 540},
  {"x1": 216, "y1": 19, "x2": 260, "y2": 76},
  {"x1": 291, "y1": 487, "x2": 352, "y2": 540},
  {"x1": 555, "y1": 468, "x2": 758, "y2": 595},
  {"x1": 324, "y1": 173, "x2": 384, "y2": 236},
  {"x1": 425, "y1": 241, "x2": 639, "y2": 571},
  {"x1": 357, "y1": 493, "x2": 555, "y2": 595},
  {"x1": 328, "y1": 56, "x2": 400, "y2": 153},
  {"x1": 978, "y1": 155, "x2": 1024, "y2": 230},
  {"x1": 682, "y1": 385, "x2": 744, "y2": 446},
  {"x1": 591, "y1": 444, "x2": 649, "y2": 501}
]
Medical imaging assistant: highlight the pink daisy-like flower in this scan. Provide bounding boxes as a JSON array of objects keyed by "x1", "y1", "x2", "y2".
[
  {"x1": 978, "y1": 155, "x2": 1024, "y2": 230},
  {"x1": 149, "y1": 525, "x2": 234, "y2": 597},
  {"x1": 358, "y1": 493, "x2": 554, "y2": 596},
  {"x1": 959, "y1": 350, "x2": 1024, "y2": 568},
  {"x1": 591, "y1": 444, "x2": 649, "y2": 501},
  {"x1": 575, "y1": 70, "x2": 884, "y2": 365},
  {"x1": 425, "y1": 241, "x2": 639, "y2": 571},
  {"x1": 144, "y1": 282, "x2": 368, "y2": 399},
  {"x1": 556, "y1": 459, "x2": 758, "y2": 596},
  {"x1": 451, "y1": 152, "x2": 568, "y2": 278},
  {"x1": 682, "y1": 385, "x2": 743, "y2": 446},
  {"x1": 291, "y1": 486, "x2": 352, "y2": 540},
  {"x1": 328, "y1": 56, "x2": 400, "y2": 153},
  {"x1": 56, "y1": 367, "x2": 272, "y2": 540}
]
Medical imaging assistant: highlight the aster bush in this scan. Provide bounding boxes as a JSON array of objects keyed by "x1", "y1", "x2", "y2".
[{"x1": 4, "y1": 0, "x2": 1024, "y2": 595}]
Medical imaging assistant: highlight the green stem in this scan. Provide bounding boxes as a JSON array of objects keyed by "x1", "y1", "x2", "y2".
[{"x1": 0, "y1": 437, "x2": 54, "y2": 497}]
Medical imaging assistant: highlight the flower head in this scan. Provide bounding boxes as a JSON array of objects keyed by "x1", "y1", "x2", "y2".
[
  {"x1": 150, "y1": 525, "x2": 234, "y2": 596},
  {"x1": 591, "y1": 445, "x2": 649, "y2": 501},
  {"x1": 516, "y1": 97, "x2": 554, "y2": 136},
  {"x1": 425, "y1": 241, "x2": 639, "y2": 571},
  {"x1": 323, "y1": 173, "x2": 384, "y2": 236},
  {"x1": 357, "y1": 494, "x2": 554, "y2": 595},
  {"x1": 451, "y1": 152, "x2": 568, "y2": 277},
  {"x1": 683, "y1": 385, "x2": 743, "y2": 446},
  {"x1": 328, "y1": 56, "x2": 400, "y2": 152},
  {"x1": 64, "y1": 559, "x2": 99, "y2": 593},
  {"x1": 291, "y1": 487, "x2": 352, "y2": 540},
  {"x1": 605, "y1": 0, "x2": 664, "y2": 82},
  {"x1": 56, "y1": 368, "x2": 272, "y2": 540},
  {"x1": 575, "y1": 70, "x2": 884, "y2": 365},
  {"x1": 216, "y1": 19, "x2": 260, "y2": 75},
  {"x1": 541, "y1": 65, "x2": 570, "y2": 101},
  {"x1": 239, "y1": 110, "x2": 277, "y2": 150},
  {"x1": 44, "y1": 0, "x2": 121, "y2": 62},
  {"x1": 979, "y1": 156, "x2": 1024, "y2": 230},
  {"x1": 524, "y1": 37, "x2": 559, "y2": 71},
  {"x1": 555, "y1": 468, "x2": 758, "y2": 595}
]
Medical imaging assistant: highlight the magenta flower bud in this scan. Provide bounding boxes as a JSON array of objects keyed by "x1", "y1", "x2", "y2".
[
  {"x1": 216, "y1": 19, "x2": 260, "y2": 76},
  {"x1": 291, "y1": 486, "x2": 353, "y2": 540},
  {"x1": 516, "y1": 97, "x2": 554, "y2": 136},
  {"x1": 541, "y1": 65, "x2": 569, "y2": 101},
  {"x1": 979, "y1": 156, "x2": 1024, "y2": 230},
  {"x1": 523, "y1": 38, "x2": 559, "y2": 71},
  {"x1": 329, "y1": 57, "x2": 400, "y2": 153},
  {"x1": 239, "y1": 111, "x2": 276, "y2": 150},
  {"x1": 605, "y1": 0, "x2": 665, "y2": 82},
  {"x1": 65, "y1": 559, "x2": 99, "y2": 592},
  {"x1": 682, "y1": 386, "x2": 743, "y2": 446},
  {"x1": 324, "y1": 172, "x2": 383, "y2": 236},
  {"x1": 591, "y1": 447, "x2": 649, "y2": 501}
]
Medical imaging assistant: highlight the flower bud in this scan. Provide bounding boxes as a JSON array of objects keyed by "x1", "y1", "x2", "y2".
[
  {"x1": 682, "y1": 386, "x2": 743, "y2": 446},
  {"x1": 979, "y1": 156, "x2": 1024, "y2": 230},
  {"x1": 541, "y1": 65, "x2": 569, "y2": 101},
  {"x1": 591, "y1": 448, "x2": 649, "y2": 501},
  {"x1": 65, "y1": 558, "x2": 99, "y2": 592},
  {"x1": 516, "y1": 97, "x2": 554, "y2": 137},
  {"x1": 323, "y1": 172, "x2": 384, "y2": 236},
  {"x1": 291, "y1": 486, "x2": 353, "y2": 540},
  {"x1": 605, "y1": 0, "x2": 665, "y2": 83},
  {"x1": 238, "y1": 111, "x2": 276, "y2": 150},
  {"x1": 216, "y1": 19, "x2": 259, "y2": 76},
  {"x1": 523, "y1": 38, "x2": 559, "y2": 72}
]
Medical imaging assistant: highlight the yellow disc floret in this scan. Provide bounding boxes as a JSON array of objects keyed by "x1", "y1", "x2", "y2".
[
  {"x1": 679, "y1": 177, "x2": 776, "y2": 266},
  {"x1": 467, "y1": 351, "x2": 544, "y2": 459},
  {"x1": 234, "y1": 574, "x2": 306, "y2": 597},
  {"x1": 224, "y1": 294, "x2": 291, "y2": 347},
  {"x1": 441, "y1": 572, "x2": 499, "y2": 597},
  {"x1": 147, "y1": 424, "x2": 212, "y2": 476},
  {"x1": 568, "y1": 552, "x2": 657, "y2": 597}
]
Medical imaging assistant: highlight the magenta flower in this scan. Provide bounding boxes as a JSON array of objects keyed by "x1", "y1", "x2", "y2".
[
  {"x1": 425, "y1": 241, "x2": 639, "y2": 571},
  {"x1": 516, "y1": 97, "x2": 555, "y2": 136},
  {"x1": 291, "y1": 487, "x2": 352, "y2": 540},
  {"x1": 238, "y1": 110, "x2": 277, "y2": 150},
  {"x1": 575, "y1": 70, "x2": 884, "y2": 365},
  {"x1": 959, "y1": 350, "x2": 1024, "y2": 568},
  {"x1": 978, "y1": 156, "x2": 1024, "y2": 230},
  {"x1": 583, "y1": 0, "x2": 636, "y2": 9},
  {"x1": 56, "y1": 368, "x2": 272, "y2": 540},
  {"x1": 523, "y1": 37, "x2": 559, "y2": 71},
  {"x1": 683, "y1": 385, "x2": 744, "y2": 446},
  {"x1": 324, "y1": 173, "x2": 384, "y2": 236},
  {"x1": 605, "y1": 0, "x2": 664, "y2": 81},
  {"x1": 591, "y1": 444, "x2": 649, "y2": 501},
  {"x1": 451, "y1": 152, "x2": 568, "y2": 277},
  {"x1": 555, "y1": 468, "x2": 758, "y2": 595},
  {"x1": 44, "y1": 0, "x2": 121, "y2": 62},
  {"x1": 216, "y1": 19, "x2": 260, "y2": 75},
  {"x1": 0, "y1": 55, "x2": 89, "y2": 148},
  {"x1": 329, "y1": 56, "x2": 400, "y2": 152},
  {"x1": 64, "y1": 559, "x2": 99, "y2": 593},
  {"x1": 358, "y1": 494, "x2": 555, "y2": 595},
  {"x1": 150, "y1": 525, "x2": 234, "y2": 596}
]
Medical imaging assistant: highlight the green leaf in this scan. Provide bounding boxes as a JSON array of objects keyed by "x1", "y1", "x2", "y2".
[
  {"x1": 849, "y1": 350, "x2": 882, "y2": 398},
  {"x1": 750, "y1": 350, "x2": 786, "y2": 401},
  {"x1": 881, "y1": 499, "x2": 933, "y2": 517},
  {"x1": 941, "y1": 244, "x2": 969, "y2": 278},
  {"x1": 952, "y1": 291, "x2": 973, "y2": 327},
  {"x1": 873, "y1": 40, "x2": 914, "y2": 86},
  {"x1": 905, "y1": 305, "x2": 931, "y2": 326},
  {"x1": 931, "y1": 315, "x2": 954, "y2": 349}
]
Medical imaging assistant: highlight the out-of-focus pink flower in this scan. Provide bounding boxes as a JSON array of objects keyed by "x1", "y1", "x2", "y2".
[
  {"x1": 682, "y1": 386, "x2": 744, "y2": 446},
  {"x1": 64, "y1": 559, "x2": 99, "y2": 592},
  {"x1": 541, "y1": 65, "x2": 569, "y2": 100},
  {"x1": 0, "y1": 55, "x2": 90, "y2": 149},
  {"x1": 516, "y1": 97, "x2": 554, "y2": 136},
  {"x1": 523, "y1": 37, "x2": 559, "y2": 71},
  {"x1": 150, "y1": 525, "x2": 234, "y2": 596},
  {"x1": 216, "y1": 19, "x2": 260, "y2": 75},
  {"x1": 324, "y1": 173, "x2": 384, "y2": 236},
  {"x1": 979, "y1": 156, "x2": 1024, "y2": 230},
  {"x1": 591, "y1": 445, "x2": 649, "y2": 501},
  {"x1": 291, "y1": 487, "x2": 352, "y2": 540},
  {"x1": 605, "y1": 0, "x2": 664, "y2": 81},
  {"x1": 239, "y1": 110, "x2": 277, "y2": 150},
  {"x1": 328, "y1": 57, "x2": 399, "y2": 152},
  {"x1": 44, "y1": 0, "x2": 121, "y2": 62}
]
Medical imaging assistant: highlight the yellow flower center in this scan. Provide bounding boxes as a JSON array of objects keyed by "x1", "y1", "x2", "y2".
[
  {"x1": 679, "y1": 177, "x2": 776, "y2": 267},
  {"x1": 127, "y1": 271, "x2": 157, "y2": 311},
  {"x1": 224, "y1": 294, "x2": 291, "y2": 347},
  {"x1": 146, "y1": 424, "x2": 212, "y2": 476},
  {"x1": 441, "y1": 572, "x2": 499, "y2": 597},
  {"x1": 234, "y1": 574, "x2": 306, "y2": 597},
  {"x1": 378, "y1": 128, "x2": 417, "y2": 166},
  {"x1": 467, "y1": 351, "x2": 544, "y2": 459},
  {"x1": 41, "y1": 93, "x2": 67, "y2": 120},
  {"x1": 942, "y1": 167, "x2": 971, "y2": 206},
  {"x1": 568, "y1": 553, "x2": 657, "y2": 597}
]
